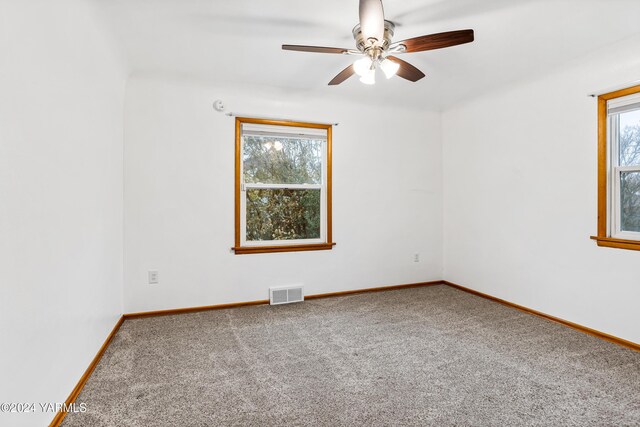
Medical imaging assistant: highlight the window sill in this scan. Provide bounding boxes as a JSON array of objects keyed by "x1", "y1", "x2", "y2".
[
  {"x1": 232, "y1": 242, "x2": 336, "y2": 255},
  {"x1": 590, "y1": 236, "x2": 640, "y2": 251}
]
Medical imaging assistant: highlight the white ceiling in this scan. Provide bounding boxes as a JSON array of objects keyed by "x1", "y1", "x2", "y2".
[{"x1": 95, "y1": 0, "x2": 640, "y2": 110}]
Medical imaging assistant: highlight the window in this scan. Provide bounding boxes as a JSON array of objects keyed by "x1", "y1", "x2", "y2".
[
  {"x1": 233, "y1": 117, "x2": 334, "y2": 254},
  {"x1": 592, "y1": 85, "x2": 640, "y2": 251}
]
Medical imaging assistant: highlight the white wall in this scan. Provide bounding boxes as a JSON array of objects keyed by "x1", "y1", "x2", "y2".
[
  {"x1": 0, "y1": 1, "x2": 126, "y2": 426},
  {"x1": 123, "y1": 76, "x2": 443, "y2": 313},
  {"x1": 443, "y1": 36, "x2": 640, "y2": 344}
]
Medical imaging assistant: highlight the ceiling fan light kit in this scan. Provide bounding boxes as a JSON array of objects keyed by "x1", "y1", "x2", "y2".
[
  {"x1": 282, "y1": 0, "x2": 475, "y2": 86},
  {"x1": 353, "y1": 20, "x2": 400, "y2": 84}
]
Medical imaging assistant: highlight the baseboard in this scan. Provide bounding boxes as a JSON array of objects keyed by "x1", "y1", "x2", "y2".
[
  {"x1": 123, "y1": 281, "x2": 444, "y2": 319},
  {"x1": 443, "y1": 281, "x2": 639, "y2": 352},
  {"x1": 305, "y1": 281, "x2": 444, "y2": 300},
  {"x1": 49, "y1": 315, "x2": 124, "y2": 427},
  {"x1": 124, "y1": 299, "x2": 270, "y2": 319}
]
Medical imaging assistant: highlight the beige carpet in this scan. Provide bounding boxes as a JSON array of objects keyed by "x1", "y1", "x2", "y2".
[{"x1": 62, "y1": 285, "x2": 640, "y2": 426}]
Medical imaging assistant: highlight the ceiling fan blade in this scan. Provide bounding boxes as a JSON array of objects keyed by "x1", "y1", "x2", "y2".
[
  {"x1": 359, "y1": 0, "x2": 385, "y2": 42},
  {"x1": 282, "y1": 45, "x2": 350, "y2": 54},
  {"x1": 328, "y1": 64, "x2": 356, "y2": 85},
  {"x1": 393, "y1": 29, "x2": 474, "y2": 53},
  {"x1": 386, "y1": 56, "x2": 425, "y2": 82}
]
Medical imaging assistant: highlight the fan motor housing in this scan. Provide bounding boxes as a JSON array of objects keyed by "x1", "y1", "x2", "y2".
[{"x1": 352, "y1": 20, "x2": 395, "y2": 53}]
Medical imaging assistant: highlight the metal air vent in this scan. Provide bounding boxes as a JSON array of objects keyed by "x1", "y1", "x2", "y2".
[{"x1": 269, "y1": 286, "x2": 304, "y2": 305}]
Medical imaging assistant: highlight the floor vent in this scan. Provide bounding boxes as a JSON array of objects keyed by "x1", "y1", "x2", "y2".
[{"x1": 270, "y1": 286, "x2": 304, "y2": 305}]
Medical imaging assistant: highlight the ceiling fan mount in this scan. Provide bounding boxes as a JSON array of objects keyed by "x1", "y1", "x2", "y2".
[
  {"x1": 282, "y1": 0, "x2": 475, "y2": 86},
  {"x1": 352, "y1": 20, "x2": 396, "y2": 54}
]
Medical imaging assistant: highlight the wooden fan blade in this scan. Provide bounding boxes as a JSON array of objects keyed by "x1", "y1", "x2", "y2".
[
  {"x1": 386, "y1": 56, "x2": 425, "y2": 82},
  {"x1": 359, "y1": 0, "x2": 385, "y2": 42},
  {"x1": 328, "y1": 64, "x2": 355, "y2": 85},
  {"x1": 394, "y1": 29, "x2": 474, "y2": 53},
  {"x1": 282, "y1": 45, "x2": 349, "y2": 54}
]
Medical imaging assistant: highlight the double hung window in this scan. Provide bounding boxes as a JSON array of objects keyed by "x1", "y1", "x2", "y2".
[
  {"x1": 593, "y1": 85, "x2": 640, "y2": 250},
  {"x1": 233, "y1": 118, "x2": 334, "y2": 254}
]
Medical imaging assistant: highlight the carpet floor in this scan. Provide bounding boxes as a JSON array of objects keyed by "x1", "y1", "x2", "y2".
[{"x1": 62, "y1": 285, "x2": 640, "y2": 426}]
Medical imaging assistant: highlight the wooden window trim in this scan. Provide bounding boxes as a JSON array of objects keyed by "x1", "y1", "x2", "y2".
[
  {"x1": 233, "y1": 117, "x2": 334, "y2": 255},
  {"x1": 590, "y1": 235, "x2": 640, "y2": 251},
  {"x1": 593, "y1": 84, "x2": 640, "y2": 251}
]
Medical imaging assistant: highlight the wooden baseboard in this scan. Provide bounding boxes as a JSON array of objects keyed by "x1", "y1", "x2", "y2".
[
  {"x1": 124, "y1": 299, "x2": 270, "y2": 319},
  {"x1": 49, "y1": 316, "x2": 124, "y2": 427},
  {"x1": 443, "y1": 281, "x2": 639, "y2": 352},
  {"x1": 123, "y1": 281, "x2": 444, "y2": 319},
  {"x1": 305, "y1": 281, "x2": 444, "y2": 300}
]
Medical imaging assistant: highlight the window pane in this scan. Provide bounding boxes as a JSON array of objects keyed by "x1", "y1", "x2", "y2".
[
  {"x1": 246, "y1": 189, "x2": 321, "y2": 241},
  {"x1": 243, "y1": 135, "x2": 323, "y2": 184},
  {"x1": 618, "y1": 109, "x2": 640, "y2": 167},
  {"x1": 620, "y1": 171, "x2": 640, "y2": 232}
]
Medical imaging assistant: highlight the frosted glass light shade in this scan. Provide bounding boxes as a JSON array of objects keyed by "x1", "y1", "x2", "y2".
[
  {"x1": 359, "y1": 68, "x2": 376, "y2": 85},
  {"x1": 380, "y1": 58, "x2": 400, "y2": 79},
  {"x1": 354, "y1": 57, "x2": 373, "y2": 77}
]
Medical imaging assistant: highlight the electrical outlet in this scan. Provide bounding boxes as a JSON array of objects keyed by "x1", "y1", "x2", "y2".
[
  {"x1": 148, "y1": 270, "x2": 159, "y2": 284},
  {"x1": 414, "y1": 253, "x2": 420, "y2": 263}
]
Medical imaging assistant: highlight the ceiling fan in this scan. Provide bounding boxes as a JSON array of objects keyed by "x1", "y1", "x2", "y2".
[{"x1": 282, "y1": 0, "x2": 474, "y2": 85}]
